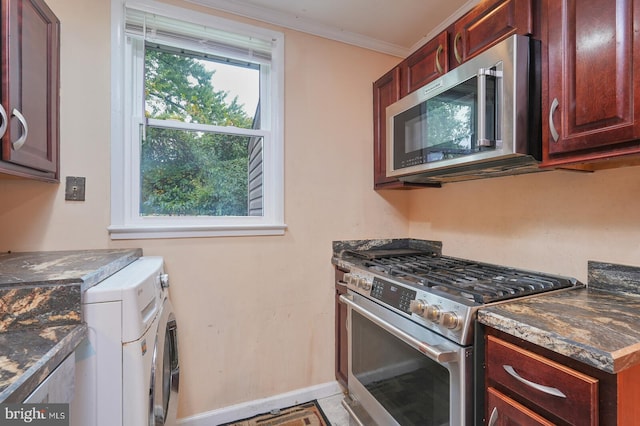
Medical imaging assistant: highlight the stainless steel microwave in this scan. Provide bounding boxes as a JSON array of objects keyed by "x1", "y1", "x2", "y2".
[{"x1": 386, "y1": 34, "x2": 542, "y2": 184}]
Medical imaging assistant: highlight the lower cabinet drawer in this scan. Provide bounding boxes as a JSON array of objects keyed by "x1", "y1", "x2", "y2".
[
  {"x1": 486, "y1": 335, "x2": 598, "y2": 425},
  {"x1": 487, "y1": 387, "x2": 555, "y2": 426}
]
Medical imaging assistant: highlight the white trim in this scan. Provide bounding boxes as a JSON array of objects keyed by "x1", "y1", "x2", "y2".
[
  {"x1": 185, "y1": 0, "x2": 481, "y2": 58},
  {"x1": 408, "y1": 0, "x2": 481, "y2": 55},
  {"x1": 147, "y1": 118, "x2": 269, "y2": 137},
  {"x1": 110, "y1": 0, "x2": 286, "y2": 240},
  {"x1": 108, "y1": 223, "x2": 286, "y2": 239},
  {"x1": 186, "y1": 0, "x2": 409, "y2": 57},
  {"x1": 177, "y1": 381, "x2": 343, "y2": 426}
]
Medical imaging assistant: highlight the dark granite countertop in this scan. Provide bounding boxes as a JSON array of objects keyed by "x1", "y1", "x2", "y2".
[
  {"x1": 478, "y1": 261, "x2": 640, "y2": 374},
  {"x1": 0, "y1": 248, "x2": 143, "y2": 402},
  {"x1": 0, "y1": 324, "x2": 87, "y2": 402},
  {"x1": 0, "y1": 248, "x2": 142, "y2": 292},
  {"x1": 331, "y1": 238, "x2": 443, "y2": 268}
]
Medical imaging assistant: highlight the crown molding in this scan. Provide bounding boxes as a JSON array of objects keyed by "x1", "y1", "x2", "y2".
[
  {"x1": 409, "y1": 0, "x2": 479, "y2": 54},
  {"x1": 185, "y1": 0, "x2": 411, "y2": 57},
  {"x1": 185, "y1": 0, "x2": 481, "y2": 58}
]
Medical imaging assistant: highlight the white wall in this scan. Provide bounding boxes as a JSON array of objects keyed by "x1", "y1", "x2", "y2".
[{"x1": 0, "y1": 0, "x2": 409, "y2": 419}]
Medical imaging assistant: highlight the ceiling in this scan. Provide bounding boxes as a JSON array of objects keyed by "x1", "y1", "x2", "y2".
[{"x1": 186, "y1": 0, "x2": 480, "y2": 57}]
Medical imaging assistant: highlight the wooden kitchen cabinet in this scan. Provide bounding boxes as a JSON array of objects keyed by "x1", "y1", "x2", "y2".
[
  {"x1": 482, "y1": 327, "x2": 640, "y2": 425},
  {"x1": 400, "y1": 31, "x2": 448, "y2": 97},
  {"x1": 486, "y1": 335, "x2": 598, "y2": 425},
  {"x1": 541, "y1": 0, "x2": 640, "y2": 170},
  {"x1": 373, "y1": 66, "x2": 441, "y2": 189},
  {"x1": 373, "y1": 66, "x2": 403, "y2": 189},
  {"x1": 486, "y1": 387, "x2": 555, "y2": 426},
  {"x1": 372, "y1": 0, "x2": 535, "y2": 189},
  {"x1": 334, "y1": 267, "x2": 348, "y2": 387},
  {"x1": 449, "y1": 0, "x2": 535, "y2": 68},
  {"x1": 0, "y1": 0, "x2": 60, "y2": 182}
]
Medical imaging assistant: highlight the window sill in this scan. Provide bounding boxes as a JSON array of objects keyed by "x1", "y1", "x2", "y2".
[{"x1": 108, "y1": 223, "x2": 287, "y2": 239}]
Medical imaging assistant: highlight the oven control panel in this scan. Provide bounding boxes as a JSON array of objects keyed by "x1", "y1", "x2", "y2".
[
  {"x1": 343, "y1": 270, "x2": 470, "y2": 342},
  {"x1": 370, "y1": 277, "x2": 416, "y2": 314}
]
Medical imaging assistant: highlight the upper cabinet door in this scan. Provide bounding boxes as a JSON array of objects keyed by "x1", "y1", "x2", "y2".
[
  {"x1": 1, "y1": 0, "x2": 60, "y2": 180},
  {"x1": 373, "y1": 67, "x2": 401, "y2": 188},
  {"x1": 450, "y1": 0, "x2": 534, "y2": 67},
  {"x1": 400, "y1": 31, "x2": 448, "y2": 97},
  {"x1": 543, "y1": 0, "x2": 640, "y2": 165}
]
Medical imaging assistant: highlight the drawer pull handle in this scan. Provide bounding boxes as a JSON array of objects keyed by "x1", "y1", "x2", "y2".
[
  {"x1": 503, "y1": 365, "x2": 567, "y2": 398},
  {"x1": 488, "y1": 407, "x2": 498, "y2": 426}
]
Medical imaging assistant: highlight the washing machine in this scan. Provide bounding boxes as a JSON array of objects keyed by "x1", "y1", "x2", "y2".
[{"x1": 70, "y1": 257, "x2": 180, "y2": 426}]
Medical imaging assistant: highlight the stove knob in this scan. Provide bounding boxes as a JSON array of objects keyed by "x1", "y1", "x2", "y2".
[
  {"x1": 409, "y1": 299, "x2": 427, "y2": 315},
  {"x1": 442, "y1": 312, "x2": 460, "y2": 330},
  {"x1": 344, "y1": 273, "x2": 355, "y2": 285},
  {"x1": 360, "y1": 279, "x2": 372, "y2": 291},
  {"x1": 425, "y1": 305, "x2": 441, "y2": 321},
  {"x1": 357, "y1": 277, "x2": 368, "y2": 289}
]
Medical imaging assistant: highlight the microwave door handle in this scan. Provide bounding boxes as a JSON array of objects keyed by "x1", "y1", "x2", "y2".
[
  {"x1": 339, "y1": 294, "x2": 458, "y2": 364},
  {"x1": 477, "y1": 68, "x2": 500, "y2": 148}
]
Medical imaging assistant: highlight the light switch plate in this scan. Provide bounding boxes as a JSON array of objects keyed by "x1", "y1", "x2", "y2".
[{"x1": 65, "y1": 176, "x2": 86, "y2": 201}]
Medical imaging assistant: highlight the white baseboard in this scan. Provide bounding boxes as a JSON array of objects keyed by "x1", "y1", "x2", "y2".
[{"x1": 177, "y1": 381, "x2": 344, "y2": 426}]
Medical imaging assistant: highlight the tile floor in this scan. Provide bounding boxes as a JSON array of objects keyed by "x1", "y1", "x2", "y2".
[{"x1": 317, "y1": 392, "x2": 350, "y2": 426}]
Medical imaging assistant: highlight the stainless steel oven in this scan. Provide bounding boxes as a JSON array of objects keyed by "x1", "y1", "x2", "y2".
[
  {"x1": 332, "y1": 243, "x2": 581, "y2": 426},
  {"x1": 340, "y1": 292, "x2": 473, "y2": 426}
]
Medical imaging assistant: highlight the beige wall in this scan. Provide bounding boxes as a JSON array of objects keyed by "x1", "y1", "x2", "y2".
[
  {"x1": 5, "y1": 0, "x2": 638, "y2": 420},
  {"x1": 406, "y1": 165, "x2": 640, "y2": 284},
  {"x1": 0, "y1": 0, "x2": 408, "y2": 419}
]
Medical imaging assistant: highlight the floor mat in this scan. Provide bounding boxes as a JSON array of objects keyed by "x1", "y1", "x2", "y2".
[{"x1": 220, "y1": 400, "x2": 331, "y2": 426}]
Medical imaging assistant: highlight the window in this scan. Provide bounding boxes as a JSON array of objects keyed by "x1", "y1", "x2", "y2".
[{"x1": 109, "y1": 0, "x2": 285, "y2": 239}]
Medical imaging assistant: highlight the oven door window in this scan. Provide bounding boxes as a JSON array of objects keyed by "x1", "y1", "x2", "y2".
[
  {"x1": 393, "y1": 73, "x2": 497, "y2": 170},
  {"x1": 352, "y1": 311, "x2": 450, "y2": 425}
]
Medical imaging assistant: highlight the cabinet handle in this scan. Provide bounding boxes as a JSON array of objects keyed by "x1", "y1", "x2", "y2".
[
  {"x1": 454, "y1": 32, "x2": 463, "y2": 64},
  {"x1": 549, "y1": 98, "x2": 560, "y2": 142},
  {"x1": 0, "y1": 105, "x2": 7, "y2": 139},
  {"x1": 503, "y1": 365, "x2": 567, "y2": 398},
  {"x1": 488, "y1": 407, "x2": 498, "y2": 426},
  {"x1": 436, "y1": 44, "x2": 444, "y2": 74},
  {"x1": 11, "y1": 108, "x2": 28, "y2": 151}
]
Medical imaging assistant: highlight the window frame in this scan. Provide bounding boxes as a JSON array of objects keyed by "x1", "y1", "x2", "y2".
[{"x1": 109, "y1": 0, "x2": 286, "y2": 239}]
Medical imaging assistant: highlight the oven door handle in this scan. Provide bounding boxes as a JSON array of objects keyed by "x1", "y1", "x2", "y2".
[{"x1": 339, "y1": 294, "x2": 459, "y2": 364}]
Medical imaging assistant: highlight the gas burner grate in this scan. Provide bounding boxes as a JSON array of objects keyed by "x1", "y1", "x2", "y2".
[{"x1": 364, "y1": 254, "x2": 573, "y2": 303}]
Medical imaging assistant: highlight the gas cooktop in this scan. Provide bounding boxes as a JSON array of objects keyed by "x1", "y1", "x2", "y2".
[
  {"x1": 337, "y1": 247, "x2": 583, "y2": 345},
  {"x1": 349, "y1": 250, "x2": 576, "y2": 304}
]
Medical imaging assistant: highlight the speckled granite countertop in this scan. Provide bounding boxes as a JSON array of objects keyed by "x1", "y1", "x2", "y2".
[
  {"x1": 0, "y1": 248, "x2": 142, "y2": 402},
  {"x1": 0, "y1": 248, "x2": 142, "y2": 292},
  {"x1": 0, "y1": 324, "x2": 87, "y2": 402},
  {"x1": 478, "y1": 261, "x2": 640, "y2": 374},
  {"x1": 331, "y1": 238, "x2": 443, "y2": 267}
]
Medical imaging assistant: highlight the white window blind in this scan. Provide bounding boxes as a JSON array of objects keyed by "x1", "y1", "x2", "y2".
[{"x1": 124, "y1": 6, "x2": 273, "y2": 64}]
